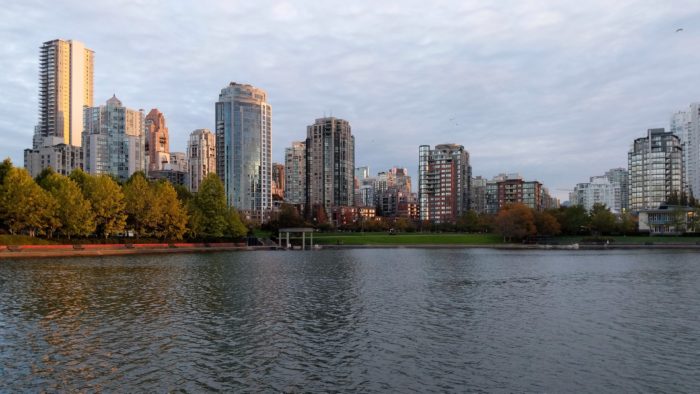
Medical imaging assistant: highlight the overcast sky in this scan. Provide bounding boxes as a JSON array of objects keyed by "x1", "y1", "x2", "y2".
[{"x1": 2, "y1": 0, "x2": 700, "y2": 200}]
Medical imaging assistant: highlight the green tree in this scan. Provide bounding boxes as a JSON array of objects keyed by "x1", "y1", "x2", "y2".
[
  {"x1": 152, "y1": 181, "x2": 189, "y2": 240},
  {"x1": 188, "y1": 173, "x2": 229, "y2": 237},
  {"x1": 225, "y1": 208, "x2": 248, "y2": 238},
  {"x1": 589, "y1": 203, "x2": 616, "y2": 235},
  {"x1": 455, "y1": 210, "x2": 480, "y2": 232},
  {"x1": 173, "y1": 184, "x2": 193, "y2": 204},
  {"x1": 494, "y1": 203, "x2": 536, "y2": 242},
  {"x1": 123, "y1": 172, "x2": 157, "y2": 237},
  {"x1": 534, "y1": 211, "x2": 561, "y2": 236},
  {"x1": 0, "y1": 158, "x2": 13, "y2": 185},
  {"x1": 0, "y1": 167, "x2": 57, "y2": 236},
  {"x1": 553, "y1": 206, "x2": 589, "y2": 235},
  {"x1": 80, "y1": 174, "x2": 127, "y2": 237},
  {"x1": 38, "y1": 172, "x2": 96, "y2": 238}
]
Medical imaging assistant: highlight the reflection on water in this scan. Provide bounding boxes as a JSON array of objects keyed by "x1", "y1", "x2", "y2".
[{"x1": 1, "y1": 249, "x2": 699, "y2": 392}]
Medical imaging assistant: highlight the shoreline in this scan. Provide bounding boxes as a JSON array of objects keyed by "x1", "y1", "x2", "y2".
[
  {"x1": 0, "y1": 243, "x2": 278, "y2": 259},
  {"x1": 2, "y1": 242, "x2": 700, "y2": 259}
]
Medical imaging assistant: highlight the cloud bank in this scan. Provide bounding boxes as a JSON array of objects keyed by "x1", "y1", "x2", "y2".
[{"x1": 1, "y1": 0, "x2": 700, "y2": 199}]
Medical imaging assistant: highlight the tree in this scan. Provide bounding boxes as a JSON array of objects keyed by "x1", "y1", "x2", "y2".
[
  {"x1": 188, "y1": 173, "x2": 229, "y2": 237},
  {"x1": 225, "y1": 208, "x2": 248, "y2": 238},
  {"x1": 494, "y1": 203, "x2": 536, "y2": 242},
  {"x1": 38, "y1": 172, "x2": 95, "y2": 238},
  {"x1": 666, "y1": 190, "x2": 680, "y2": 206},
  {"x1": 123, "y1": 172, "x2": 157, "y2": 237},
  {"x1": 617, "y1": 212, "x2": 637, "y2": 235},
  {"x1": 173, "y1": 184, "x2": 193, "y2": 204},
  {"x1": 0, "y1": 158, "x2": 13, "y2": 185},
  {"x1": 553, "y1": 206, "x2": 589, "y2": 235},
  {"x1": 80, "y1": 174, "x2": 127, "y2": 237},
  {"x1": 153, "y1": 181, "x2": 188, "y2": 240},
  {"x1": 534, "y1": 211, "x2": 561, "y2": 236},
  {"x1": 0, "y1": 167, "x2": 57, "y2": 236},
  {"x1": 455, "y1": 210, "x2": 480, "y2": 232},
  {"x1": 589, "y1": 203, "x2": 616, "y2": 235}
]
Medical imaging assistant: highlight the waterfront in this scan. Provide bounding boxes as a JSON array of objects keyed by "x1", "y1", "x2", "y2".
[{"x1": 1, "y1": 249, "x2": 699, "y2": 392}]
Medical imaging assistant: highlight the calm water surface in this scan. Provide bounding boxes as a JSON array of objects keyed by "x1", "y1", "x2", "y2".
[{"x1": 1, "y1": 249, "x2": 699, "y2": 392}]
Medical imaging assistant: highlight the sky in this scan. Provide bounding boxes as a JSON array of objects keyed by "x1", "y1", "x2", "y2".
[{"x1": 2, "y1": 0, "x2": 700, "y2": 200}]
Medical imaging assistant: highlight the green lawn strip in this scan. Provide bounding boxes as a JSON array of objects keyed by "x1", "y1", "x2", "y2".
[
  {"x1": 607, "y1": 236, "x2": 700, "y2": 244},
  {"x1": 312, "y1": 233, "x2": 503, "y2": 245}
]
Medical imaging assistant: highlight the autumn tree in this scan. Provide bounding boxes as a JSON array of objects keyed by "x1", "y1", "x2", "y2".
[
  {"x1": 617, "y1": 212, "x2": 637, "y2": 235},
  {"x1": 153, "y1": 181, "x2": 189, "y2": 240},
  {"x1": 534, "y1": 211, "x2": 561, "y2": 236},
  {"x1": 494, "y1": 203, "x2": 536, "y2": 242},
  {"x1": 78, "y1": 173, "x2": 127, "y2": 237},
  {"x1": 38, "y1": 171, "x2": 96, "y2": 238},
  {"x1": 123, "y1": 172, "x2": 158, "y2": 236},
  {"x1": 0, "y1": 167, "x2": 57, "y2": 236}
]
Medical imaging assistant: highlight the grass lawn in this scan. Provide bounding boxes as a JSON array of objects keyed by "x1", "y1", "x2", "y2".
[
  {"x1": 312, "y1": 232, "x2": 503, "y2": 245},
  {"x1": 606, "y1": 235, "x2": 700, "y2": 244}
]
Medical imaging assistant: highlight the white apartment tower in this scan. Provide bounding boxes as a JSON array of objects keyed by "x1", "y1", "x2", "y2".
[{"x1": 671, "y1": 103, "x2": 700, "y2": 198}]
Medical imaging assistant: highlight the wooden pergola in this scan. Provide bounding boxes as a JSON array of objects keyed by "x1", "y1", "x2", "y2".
[{"x1": 278, "y1": 228, "x2": 315, "y2": 250}]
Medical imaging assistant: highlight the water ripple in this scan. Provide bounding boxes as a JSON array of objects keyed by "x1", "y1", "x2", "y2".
[{"x1": 1, "y1": 249, "x2": 700, "y2": 392}]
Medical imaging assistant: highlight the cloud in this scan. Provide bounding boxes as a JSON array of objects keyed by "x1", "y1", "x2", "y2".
[{"x1": 1, "y1": 0, "x2": 700, "y2": 200}]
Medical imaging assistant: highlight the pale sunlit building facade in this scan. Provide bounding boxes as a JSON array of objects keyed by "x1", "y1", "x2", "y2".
[
  {"x1": 82, "y1": 95, "x2": 145, "y2": 181},
  {"x1": 187, "y1": 129, "x2": 216, "y2": 193}
]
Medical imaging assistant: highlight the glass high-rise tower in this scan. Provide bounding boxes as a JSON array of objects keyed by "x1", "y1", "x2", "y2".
[
  {"x1": 628, "y1": 128, "x2": 683, "y2": 211},
  {"x1": 215, "y1": 83, "x2": 272, "y2": 222}
]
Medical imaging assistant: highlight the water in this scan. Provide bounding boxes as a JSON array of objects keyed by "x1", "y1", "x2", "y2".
[{"x1": 1, "y1": 249, "x2": 699, "y2": 392}]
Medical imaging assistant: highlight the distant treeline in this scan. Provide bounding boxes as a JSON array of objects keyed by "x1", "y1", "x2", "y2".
[
  {"x1": 266, "y1": 202, "x2": 651, "y2": 241},
  {"x1": 0, "y1": 159, "x2": 247, "y2": 241}
]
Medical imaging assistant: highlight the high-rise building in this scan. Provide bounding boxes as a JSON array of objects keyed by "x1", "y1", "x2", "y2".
[
  {"x1": 25, "y1": 39, "x2": 93, "y2": 175},
  {"x1": 215, "y1": 82, "x2": 271, "y2": 221},
  {"x1": 33, "y1": 39, "x2": 94, "y2": 148},
  {"x1": 187, "y1": 128, "x2": 216, "y2": 192},
  {"x1": 571, "y1": 176, "x2": 619, "y2": 213},
  {"x1": 629, "y1": 128, "x2": 684, "y2": 211},
  {"x1": 306, "y1": 117, "x2": 355, "y2": 214},
  {"x1": 82, "y1": 95, "x2": 145, "y2": 181},
  {"x1": 272, "y1": 163, "x2": 285, "y2": 200},
  {"x1": 144, "y1": 108, "x2": 170, "y2": 172},
  {"x1": 671, "y1": 103, "x2": 700, "y2": 198},
  {"x1": 471, "y1": 176, "x2": 487, "y2": 214},
  {"x1": 355, "y1": 166, "x2": 370, "y2": 180},
  {"x1": 418, "y1": 144, "x2": 471, "y2": 223},
  {"x1": 604, "y1": 168, "x2": 629, "y2": 212},
  {"x1": 284, "y1": 141, "x2": 306, "y2": 205}
]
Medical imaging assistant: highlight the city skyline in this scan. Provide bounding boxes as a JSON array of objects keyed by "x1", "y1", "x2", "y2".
[{"x1": 2, "y1": 1, "x2": 700, "y2": 200}]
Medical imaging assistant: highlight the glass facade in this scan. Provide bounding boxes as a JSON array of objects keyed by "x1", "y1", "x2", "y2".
[
  {"x1": 628, "y1": 129, "x2": 683, "y2": 211},
  {"x1": 215, "y1": 83, "x2": 272, "y2": 222},
  {"x1": 82, "y1": 96, "x2": 145, "y2": 181}
]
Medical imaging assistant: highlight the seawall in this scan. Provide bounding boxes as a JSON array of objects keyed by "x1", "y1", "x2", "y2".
[{"x1": 0, "y1": 243, "x2": 278, "y2": 259}]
